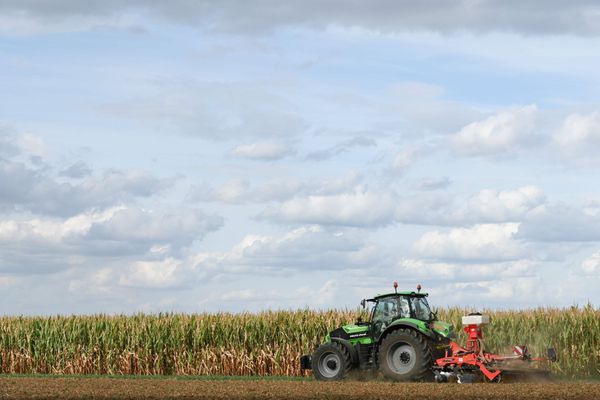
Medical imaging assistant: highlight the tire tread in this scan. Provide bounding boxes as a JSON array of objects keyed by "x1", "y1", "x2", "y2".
[
  {"x1": 312, "y1": 342, "x2": 352, "y2": 381},
  {"x1": 378, "y1": 328, "x2": 433, "y2": 381}
]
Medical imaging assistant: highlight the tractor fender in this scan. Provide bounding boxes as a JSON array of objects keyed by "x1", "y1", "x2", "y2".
[
  {"x1": 380, "y1": 322, "x2": 435, "y2": 343},
  {"x1": 330, "y1": 337, "x2": 359, "y2": 366}
]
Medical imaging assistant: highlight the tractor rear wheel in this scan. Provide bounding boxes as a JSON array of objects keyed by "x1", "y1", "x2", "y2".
[
  {"x1": 378, "y1": 329, "x2": 432, "y2": 381},
  {"x1": 312, "y1": 342, "x2": 352, "y2": 380}
]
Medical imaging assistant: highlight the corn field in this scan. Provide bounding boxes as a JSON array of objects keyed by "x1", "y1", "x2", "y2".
[{"x1": 0, "y1": 306, "x2": 598, "y2": 377}]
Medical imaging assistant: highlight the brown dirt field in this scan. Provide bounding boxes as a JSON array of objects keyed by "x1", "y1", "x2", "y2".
[{"x1": 0, "y1": 377, "x2": 599, "y2": 400}]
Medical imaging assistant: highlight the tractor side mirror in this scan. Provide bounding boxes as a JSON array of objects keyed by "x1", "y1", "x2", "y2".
[{"x1": 360, "y1": 299, "x2": 366, "y2": 309}]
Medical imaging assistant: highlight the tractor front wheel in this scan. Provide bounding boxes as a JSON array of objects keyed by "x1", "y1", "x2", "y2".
[
  {"x1": 312, "y1": 342, "x2": 352, "y2": 380},
  {"x1": 378, "y1": 329, "x2": 432, "y2": 381}
]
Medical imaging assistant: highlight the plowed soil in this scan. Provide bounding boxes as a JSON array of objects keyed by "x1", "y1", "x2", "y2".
[{"x1": 0, "y1": 377, "x2": 598, "y2": 400}]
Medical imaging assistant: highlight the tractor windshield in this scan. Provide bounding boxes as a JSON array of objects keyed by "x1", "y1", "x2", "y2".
[{"x1": 410, "y1": 296, "x2": 432, "y2": 321}]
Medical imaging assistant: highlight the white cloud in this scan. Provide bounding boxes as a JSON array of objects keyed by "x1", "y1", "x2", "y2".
[
  {"x1": 85, "y1": 207, "x2": 223, "y2": 247},
  {"x1": 0, "y1": 7, "x2": 147, "y2": 36},
  {"x1": 452, "y1": 105, "x2": 537, "y2": 156},
  {"x1": 517, "y1": 203, "x2": 600, "y2": 242},
  {"x1": 436, "y1": 277, "x2": 542, "y2": 303},
  {"x1": 231, "y1": 141, "x2": 295, "y2": 161},
  {"x1": 103, "y1": 80, "x2": 308, "y2": 140},
  {"x1": 397, "y1": 258, "x2": 536, "y2": 282},
  {"x1": 118, "y1": 258, "x2": 183, "y2": 288},
  {"x1": 192, "y1": 226, "x2": 381, "y2": 275},
  {"x1": 217, "y1": 279, "x2": 340, "y2": 308},
  {"x1": 256, "y1": 184, "x2": 548, "y2": 228},
  {"x1": 0, "y1": 159, "x2": 173, "y2": 217},
  {"x1": 190, "y1": 179, "x2": 251, "y2": 204},
  {"x1": 220, "y1": 288, "x2": 260, "y2": 301},
  {"x1": 4, "y1": 2, "x2": 600, "y2": 36},
  {"x1": 261, "y1": 191, "x2": 397, "y2": 227},
  {"x1": 382, "y1": 82, "x2": 479, "y2": 135},
  {"x1": 415, "y1": 176, "x2": 451, "y2": 191},
  {"x1": 305, "y1": 136, "x2": 376, "y2": 161},
  {"x1": 553, "y1": 111, "x2": 600, "y2": 157},
  {"x1": 0, "y1": 130, "x2": 19, "y2": 159},
  {"x1": 190, "y1": 172, "x2": 363, "y2": 205},
  {"x1": 315, "y1": 279, "x2": 339, "y2": 305},
  {"x1": 0, "y1": 208, "x2": 119, "y2": 273},
  {"x1": 391, "y1": 147, "x2": 417, "y2": 173},
  {"x1": 451, "y1": 186, "x2": 545, "y2": 223},
  {"x1": 0, "y1": 128, "x2": 46, "y2": 160},
  {"x1": 59, "y1": 161, "x2": 93, "y2": 178},
  {"x1": 582, "y1": 251, "x2": 600, "y2": 274},
  {"x1": 0, "y1": 207, "x2": 114, "y2": 241},
  {"x1": 414, "y1": 223, "x2": 525, "y2": 262},
  {"x1": 14, "y1": 133, "x2": 47, "y2": 158},
  {"x1": 0, "y1": 207, "x2": 223, "y2": 274}
]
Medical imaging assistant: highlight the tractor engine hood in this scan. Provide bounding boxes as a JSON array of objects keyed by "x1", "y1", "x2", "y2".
[
  {"x1": 326, "y1": 324, "x2": 372, "y2": 345},
  {"x1": 431, "y1": 320, "x2": 455, "y2": 338}
]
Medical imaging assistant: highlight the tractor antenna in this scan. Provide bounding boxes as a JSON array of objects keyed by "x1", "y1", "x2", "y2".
[{"x1": 393, "y1": 281, "x2": 398, "y2": 293}]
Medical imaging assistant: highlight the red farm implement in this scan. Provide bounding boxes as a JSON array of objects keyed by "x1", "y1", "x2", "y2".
[{"x1": 433, "y1": 313, "x2": 557, "y2": 383}]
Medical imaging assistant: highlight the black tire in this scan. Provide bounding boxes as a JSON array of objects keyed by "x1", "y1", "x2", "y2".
[
  {"x1": 312, "y1": 342, "x2": 352, "y2": 381},
  {"x1": 378, "y1": 328, "x2": 433, "y2": 381}
]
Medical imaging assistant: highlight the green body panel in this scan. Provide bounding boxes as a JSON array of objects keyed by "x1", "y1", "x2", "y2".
[
  {"x1": 350, "y1": 337, "x2": 373, "y2": 345},
  {"x1": 386, "y1": 318, "x2": 455, "y2": 339},
  {"x1": 341, "y1": 324, "x2": 369, "y2": 334},
  {"x1": 325, "y1": 318, "x2": 452, "y2": 348},
  {"x1": 342, "y1": 324, "x2": 373, "y2": 345},
  {"x1": 387, "y1": 317, "x2": 430, "y2": 335},
  {"x1": 431, "y1": 320, "x2": 454, "y2": 338}
]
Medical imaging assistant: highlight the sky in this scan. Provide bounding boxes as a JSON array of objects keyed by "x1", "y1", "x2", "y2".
[{"x1": 1, "y1": 1, "x2": 600, "y2": 315}]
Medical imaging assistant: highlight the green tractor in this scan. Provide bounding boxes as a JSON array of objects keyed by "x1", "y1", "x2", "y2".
[{"x1": 300, "y1": 283, "x2": 454, "y2": 381}]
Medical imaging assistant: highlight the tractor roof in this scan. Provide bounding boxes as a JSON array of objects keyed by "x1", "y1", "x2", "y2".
[{"x1": 373, "y1": 292, "x2": 428, "y2": 300}]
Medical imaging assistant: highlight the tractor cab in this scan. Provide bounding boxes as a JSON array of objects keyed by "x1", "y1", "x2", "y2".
[
  {"x1": 362, "y1": 283, "x2": 434, "y2": 341},
  {"x1": 365, "y1": 292, "x2": 433, "y2": 341}
]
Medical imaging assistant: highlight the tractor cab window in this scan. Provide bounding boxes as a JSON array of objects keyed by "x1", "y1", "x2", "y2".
[
  {"x1": 371, "y1": 296, "x2": 413, "y2": 338},
  {"x1": 399, "y1": 297, "x2": 410, "y2": 318},
  {"x1": 371, "y1": 296, "x2": 412, "y2": 324},
  {"x1": 372, "y1": 298, "x2": 398, "y2": 326},
  {"x1": 411, "y1": 296, "x2": 432, "y2": 321}
]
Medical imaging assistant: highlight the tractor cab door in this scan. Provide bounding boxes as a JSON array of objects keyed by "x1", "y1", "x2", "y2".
[
  {"x1": 370, "y1": 297, "x2": 400, "y2": 341},
  {"x1": 370, "y1": 296, "x2": 411, "y2": 341}
]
